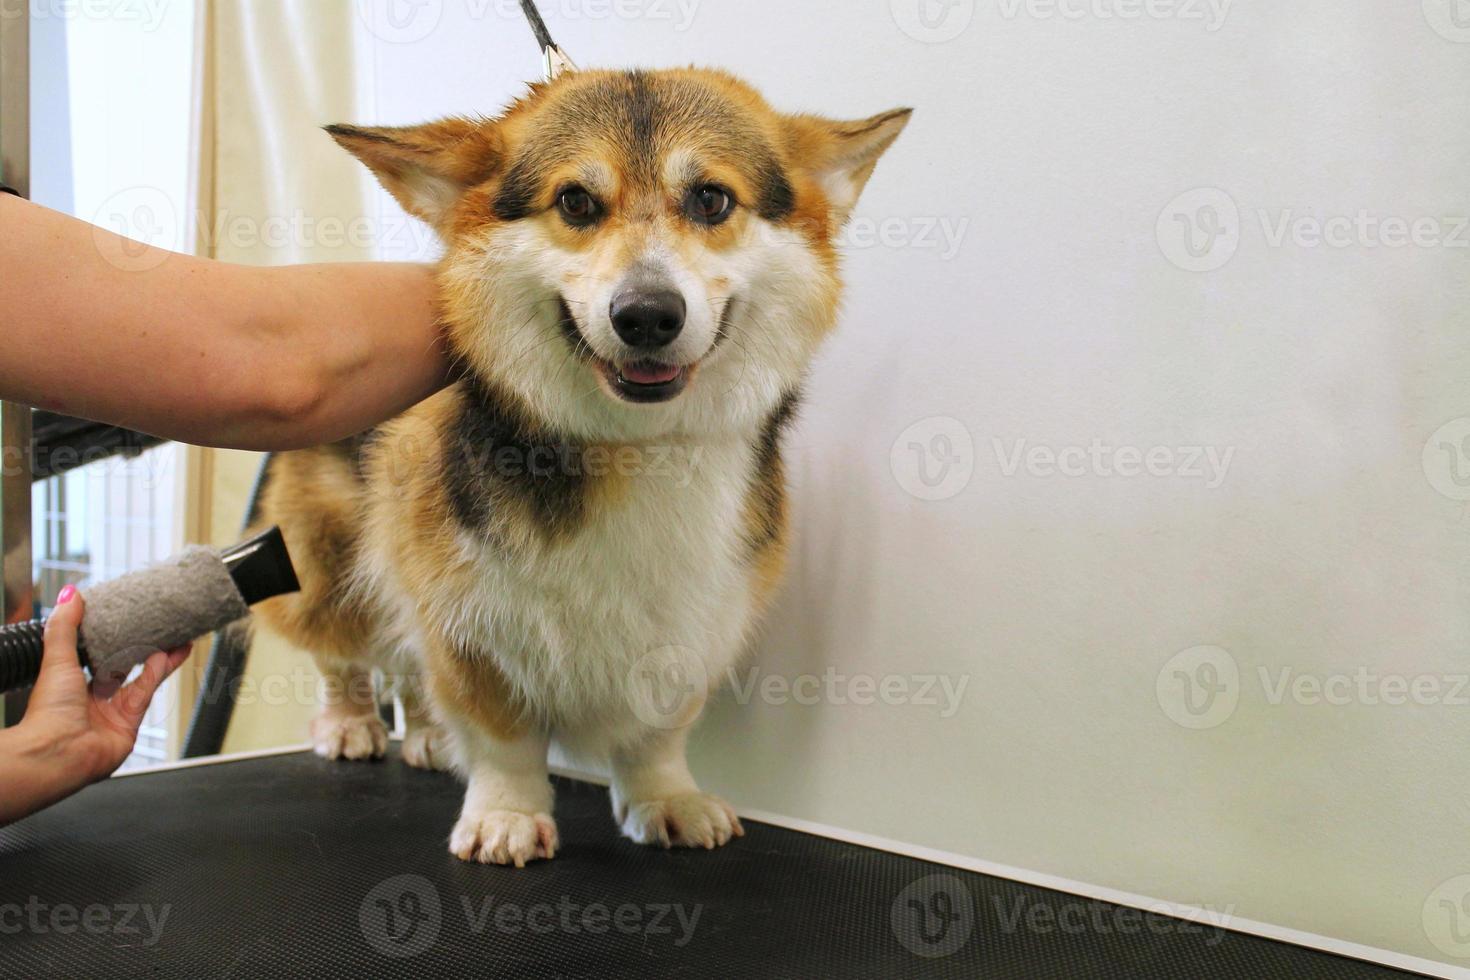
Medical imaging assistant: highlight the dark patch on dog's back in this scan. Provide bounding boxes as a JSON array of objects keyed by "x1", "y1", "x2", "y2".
[
  {"x1": 744, "y1": 389, "x2": 801, "y2": 559},
  {"x1": 442, "y1": 379, "x2": 589, "y2": 546}
]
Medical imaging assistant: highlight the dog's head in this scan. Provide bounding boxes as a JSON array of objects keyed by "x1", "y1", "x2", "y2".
[{"x1": 330, "y1": 68, "x2": 909, "y2": 439}]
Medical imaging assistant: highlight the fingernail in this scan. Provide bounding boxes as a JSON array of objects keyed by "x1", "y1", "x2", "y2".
[{"x1": 57, "y1": 585, "x2": 77, "y2": 605}]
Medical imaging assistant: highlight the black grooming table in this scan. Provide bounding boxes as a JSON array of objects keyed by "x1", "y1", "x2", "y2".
[{"x1": 0, "y1": 747, "x2": 1423, "y2": 979}]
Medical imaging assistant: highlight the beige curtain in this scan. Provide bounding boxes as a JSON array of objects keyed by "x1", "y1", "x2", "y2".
[{"x1": 194, "y1": 0, "x2": 371, "y2": 751}]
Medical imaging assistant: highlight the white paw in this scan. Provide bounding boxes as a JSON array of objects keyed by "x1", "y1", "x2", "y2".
[
  {"x1": 310, "y1": 712, "x2": 388, "y2": 761},
  {"x1": 616, "y1": 792, "x2": 744, "y2": 850},
  {"x1": 449, "y1": 810, "x2": 558, "y2": 867},
  {"x1": 401, "y1": 726, "x2": 452, "y2": 771}
]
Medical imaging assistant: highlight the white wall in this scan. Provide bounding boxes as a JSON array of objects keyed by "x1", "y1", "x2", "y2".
[{"x1": 348, "y1": 1, "x2": 1470, "y2": 969}]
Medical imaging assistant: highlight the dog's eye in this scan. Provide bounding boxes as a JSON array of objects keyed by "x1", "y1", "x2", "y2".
[
  {"x1": 686, "y1": 185, "x2": 734, "y2": 226},
  {"x1": 556, "y1": 187, "x2": 601, "y2": 227}
]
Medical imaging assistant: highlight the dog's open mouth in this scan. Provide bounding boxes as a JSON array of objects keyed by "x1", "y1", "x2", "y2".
[
  {"x1": 557, "y1": 298, "x2": 693, "y2": 405},
  {"x1": 598, "y1": 359, "x2": 691, "y2": 404}
]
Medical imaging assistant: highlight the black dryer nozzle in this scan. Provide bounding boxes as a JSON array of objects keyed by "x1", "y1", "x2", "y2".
[{"x1": 221, "y1": 526, "x2": 300, "y2": 606}]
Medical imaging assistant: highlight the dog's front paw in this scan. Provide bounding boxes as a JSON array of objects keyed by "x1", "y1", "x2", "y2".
[
  {"x1": 310, "y1": 712, "x2": 388, "y2": 761},
  {"x1": 616, "y1": 793, "x2": 744, "y2": 850},
  {"x1": 449, "y1": 810, "x2": 558, "y2": 867},
  {"x1": 401, "y1": 725, "x2": 452, "y2": 771}
]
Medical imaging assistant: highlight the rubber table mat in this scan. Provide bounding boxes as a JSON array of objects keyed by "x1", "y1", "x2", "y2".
[{"x1": 0, "y1": 747, "x2": 1425, "y2": 979}]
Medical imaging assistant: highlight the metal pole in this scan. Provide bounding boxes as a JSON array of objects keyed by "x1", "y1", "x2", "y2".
[{"x1": 1, "y1": 4, "x2": 32, "y2": 726}]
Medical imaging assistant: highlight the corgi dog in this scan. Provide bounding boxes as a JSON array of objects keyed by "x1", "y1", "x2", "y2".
[{"x1": 252, "y1": 67, "x2": 909, "y2": 866}]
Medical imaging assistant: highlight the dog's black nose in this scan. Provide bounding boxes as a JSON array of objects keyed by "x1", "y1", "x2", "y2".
[{"x1": 610, "y1": 288, "x2": 686, "y2": 349}]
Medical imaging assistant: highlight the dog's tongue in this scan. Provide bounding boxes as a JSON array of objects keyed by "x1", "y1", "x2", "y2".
[{"x1": 620, "y1": 361, "x2": 682, "y2": 385}]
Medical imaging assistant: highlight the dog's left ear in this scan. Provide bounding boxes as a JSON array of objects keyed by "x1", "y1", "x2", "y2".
[
  {"x1": 325, "y1": 117, "x2": 503, "y2": 229},
  {"x1": 786, "y1": 107, "x2": 912, "y2": 224}
]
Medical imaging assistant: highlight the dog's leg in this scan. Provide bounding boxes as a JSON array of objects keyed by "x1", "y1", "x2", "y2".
[
  {"x1": 611, "y1": 727, "x2": 744, "y2": 849},
  {"x1": 309, "y1": 656, "x2": 388, "y2": 761},
  {"x1": 399, "y1": 675, "x2": 451, "y2": 771},
  {"x1": 426, "y1": 640, "x2": 557, "y2": 866},
  {"x1": 443, "y1": 724, "x2": 557, "y2": 867}
]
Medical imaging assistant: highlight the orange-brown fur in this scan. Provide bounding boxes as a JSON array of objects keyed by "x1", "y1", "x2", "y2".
[{"x1": 252, "y1": 445, "x2": 373, "y2": 664}]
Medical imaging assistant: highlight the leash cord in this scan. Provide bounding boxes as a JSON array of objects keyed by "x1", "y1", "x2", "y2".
[{"x1": 518, "y1": 0, "x2": 557, "y2": 54}]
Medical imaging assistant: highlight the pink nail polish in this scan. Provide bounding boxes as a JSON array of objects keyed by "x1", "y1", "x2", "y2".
[{"x1": 57, "y1": 585, "x2": 77, "y2": 605}]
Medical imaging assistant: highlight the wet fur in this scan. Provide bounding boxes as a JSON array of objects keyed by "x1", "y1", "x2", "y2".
[{"x1": 253, "y1": 67, "x2": 909, "y2": 863}]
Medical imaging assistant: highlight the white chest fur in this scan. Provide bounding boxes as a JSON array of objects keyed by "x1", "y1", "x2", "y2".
[{"x1": 379, "y1": 435, "x2": 763, "y2": 750}]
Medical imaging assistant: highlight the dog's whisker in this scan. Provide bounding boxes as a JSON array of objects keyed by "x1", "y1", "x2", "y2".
[{"x1": 717, "y1": 308, "x2": 787, "y2": 398}]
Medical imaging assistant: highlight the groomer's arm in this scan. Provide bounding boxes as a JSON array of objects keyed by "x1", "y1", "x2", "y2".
[{"x1": 0, "y1": 194, "x2": 451, "y2": 451}]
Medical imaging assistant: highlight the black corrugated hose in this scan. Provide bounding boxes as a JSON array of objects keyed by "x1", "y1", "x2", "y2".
[{"x1": 0, "y1": 621, "x2": 90, "y2": 694}]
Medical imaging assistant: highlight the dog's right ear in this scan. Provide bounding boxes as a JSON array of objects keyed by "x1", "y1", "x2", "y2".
[{"x1": 326, "y1": 118, "x2": 503, "y2": 228}]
